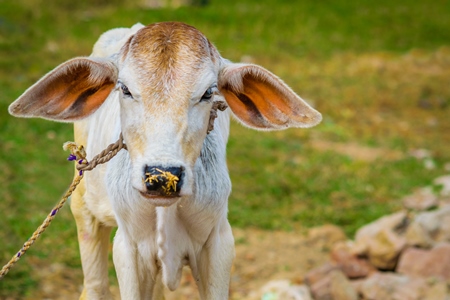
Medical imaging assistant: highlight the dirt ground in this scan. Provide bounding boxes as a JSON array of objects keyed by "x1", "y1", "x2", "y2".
[{"x1": 27, "y1": 226, "x2": 343, "y2": 300}]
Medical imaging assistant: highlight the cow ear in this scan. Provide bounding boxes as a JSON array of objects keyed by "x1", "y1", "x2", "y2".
[
  {"x1": 9, "y1": 57, "x2": 118, "y2": 122},
  {"x1": 218, "y1": 62, "x2": 322, "y2": 130}
]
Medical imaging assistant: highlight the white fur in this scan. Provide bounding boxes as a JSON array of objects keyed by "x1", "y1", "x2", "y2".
[
  {"x1": 9, "y1": 22, "x2": 321, "y2": 300},
  {"x1": 78, "y1": 25, "x2": 234, "y2": 299}
]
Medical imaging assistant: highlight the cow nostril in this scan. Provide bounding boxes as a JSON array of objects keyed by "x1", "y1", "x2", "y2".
[{"x1": 144, "y1": 166, "x2": 184, "y2": 196}]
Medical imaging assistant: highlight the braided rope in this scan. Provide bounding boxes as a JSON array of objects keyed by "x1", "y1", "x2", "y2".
[
  {"x1": 77, "y1": 133, "x2": 127, "y2": 173},
  {"x1": 0, "y1": 175, "x2": 83, "y2": 279},
  {"x1": 0, "y1": 134, "x2": 127, "y2": 279},
  {"x1": 0, "y1": 101, "x2": 226, "y2": 280}
]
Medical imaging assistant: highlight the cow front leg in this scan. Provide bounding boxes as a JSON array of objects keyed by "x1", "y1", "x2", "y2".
[
  {"x1": 113, "y1": 228, "x2": 163, "y2": 299},
  {"x1": 71, "y1": 191, "x2": 113, "y2": 300},
  {"x1": 196, "y1": 219, "x2": 235, "y2": 300},
  {"x1": 113, "y1": 228, "x2": 141, "y2": 299}
]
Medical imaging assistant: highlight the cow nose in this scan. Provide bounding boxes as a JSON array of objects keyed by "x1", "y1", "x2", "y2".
[{"x1": 144, "y1": 166, "x2": 184, "y2": 196}]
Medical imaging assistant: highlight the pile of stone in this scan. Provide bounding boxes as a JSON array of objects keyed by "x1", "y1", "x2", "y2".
[{"x1": 260, "y1": 175, "x2": 450, "y2": 300}]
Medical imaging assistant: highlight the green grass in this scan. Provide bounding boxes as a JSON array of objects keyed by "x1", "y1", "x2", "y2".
[{"x1": 1, "y1": 0, "x2": 450, "y2": 297}]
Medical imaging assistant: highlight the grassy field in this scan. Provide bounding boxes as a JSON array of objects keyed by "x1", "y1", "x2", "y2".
[{"x1": 1, "y1": 0, "x2": 449, "y2": 297}]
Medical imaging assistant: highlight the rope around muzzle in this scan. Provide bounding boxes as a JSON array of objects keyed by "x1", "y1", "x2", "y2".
[{"x1": 0, "y1": 101, "x2": 227, "y2": 279}]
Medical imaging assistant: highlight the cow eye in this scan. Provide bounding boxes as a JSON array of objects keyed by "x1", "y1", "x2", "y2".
[
  {"x1": 200, "y1": 85, "x2": 217, "y2": 102},
  {"x1": 119, "y1": 82, "x2": 133, "y2": 98}
]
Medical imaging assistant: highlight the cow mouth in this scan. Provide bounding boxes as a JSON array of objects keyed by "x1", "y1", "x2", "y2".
[{"x1": 139, "y1": 191, "x2": 181, "y2": 206}]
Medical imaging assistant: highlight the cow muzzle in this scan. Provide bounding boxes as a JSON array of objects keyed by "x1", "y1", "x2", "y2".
[{"x1": 142, "y1": 165, "x2": 185, "y2": 198}]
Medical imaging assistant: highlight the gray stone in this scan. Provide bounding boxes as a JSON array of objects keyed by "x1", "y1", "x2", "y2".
[
  {"x1": 329, "y1": 270, "x2": 358, "y2": 300},
  {"x1": 434, "y1": 175, "x2": 450, "y2": 197},
  {"x1": 279, "y1": 285, "x2": 313, "y2": 300},
  {"x1": 405, "y1": 220, "x2": 435, "y2": 248},
  {"x1": 352, "y1": 212, "x2": 408, "y2": 270},
  {"x1": 359, "y1": 272, "x2": 407, "y2": 300},
  {"x1": 407, "y1": 206, "x2": 450, "y2": 247},
  {"x1": 403, "y1": 187, "x2": 438, "y2": 211},
  {"x1": 391, "y1": 277, "x2": 428, "y2": 300},
  {"x1": 359, "y1": 272, "x2": 428, "y2": 300},
  {"x1": 260, "y1": 280, "x2": 313, "y2": 300}
]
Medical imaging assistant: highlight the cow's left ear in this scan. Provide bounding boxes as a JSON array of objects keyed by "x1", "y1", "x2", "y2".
[
  {"x1": 218, "y1": 62, "x2": 322, "y2": 130},
  {"x1": 9, "y1": 57, "x2": 118, "y2": 122}
]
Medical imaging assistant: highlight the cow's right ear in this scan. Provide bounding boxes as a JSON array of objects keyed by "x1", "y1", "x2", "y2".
[
  {"x1": 9, "y1": 57, "x2": 118, "y2": 122},
  {"x1": 218, "y1": 61, "x2": 322, "y2": 131}
]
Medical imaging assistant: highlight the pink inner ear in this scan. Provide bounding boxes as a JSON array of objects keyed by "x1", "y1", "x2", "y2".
[
  {"x1": 40, "y1": 63, "x2": 116, "y2": 120},
  {"x1": 9, "y1": 58, "x2": 117, "y2": 122},
  {"x1": 220, "y1": 89, "x2": 270, "y2": 129},
  {"x1": 221, "y1": 74, "x2": 299, "y2": 129},
  {"x1": 242, "y1": 76, "x2": 294, "y2": 125},
  {"x1": 220, "y1": 65, "x2": 322, "y2": 130}
]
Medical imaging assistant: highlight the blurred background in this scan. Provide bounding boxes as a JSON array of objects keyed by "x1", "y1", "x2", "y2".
[{"x1": 0, "y1": 0, "x2": 449, "y2": 298}]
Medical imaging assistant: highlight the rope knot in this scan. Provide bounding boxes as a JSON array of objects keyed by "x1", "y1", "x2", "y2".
[
  {"x1": 1, "y1": 102, "x2": 224, "y2": 280},
  {"x1": 63, "y1": 142, "x2": 88, "y2": 176}
]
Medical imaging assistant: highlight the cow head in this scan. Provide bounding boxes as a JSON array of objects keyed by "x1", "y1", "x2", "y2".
[{"x1": 9, "y1": 22, "x2": 321, "y2": 206}]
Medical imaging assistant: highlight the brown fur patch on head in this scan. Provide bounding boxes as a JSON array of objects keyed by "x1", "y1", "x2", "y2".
[
  {"x1": 121, "y1": 22, "x2": 219, "y2": 99},
  {"x1": 118, "y1": 22, "x2": 221, "y2": 164}
]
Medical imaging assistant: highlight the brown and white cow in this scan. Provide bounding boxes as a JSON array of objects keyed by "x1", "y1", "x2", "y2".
[{"x1": 9, "y1": 22, "x2": 321, "y2": 299}]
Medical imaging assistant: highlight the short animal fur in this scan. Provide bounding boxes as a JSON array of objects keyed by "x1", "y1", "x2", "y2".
[{"x1": 9, "y1": 22, "x2": 322, "y2": 299}]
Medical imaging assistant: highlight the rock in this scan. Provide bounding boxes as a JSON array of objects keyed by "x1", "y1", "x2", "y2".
[
  {"x1": 307, "y1": 224, "x2": 347, "y2": 248},
  {"x1": 406, "y1": 205, "x2": 450, "y2": 247},
  {"x1": 308, "y1": 273, "x2": 332, "y2": 300},
  {"x1": 391, "y1": 277, "x2": 428, "y2": 300},
  {"x1": 260, "y1": 280, "x2": 290, "y2": 300},
  {"x1": 397, "y1": 243, "x2": 450, "y2": 280},
  {"x1": 434, "y1": 175, "x2": 450, "y2": 197},
  {"x1": 409, "y1": 148, "x2": 431, "y2": 160},
  {"x1": 424, "y1": 158, "x2": 437, "y2": 170},
  {"x1": 349, "y1": 278, "x2": 365, "y2": 294},
  {"x1": 278, "y1": 285, "x2": 313, "y2": 300},
  {"x1": 352, "y1": 212, "x2": 407, "y2": 256},
  {"x1": 304, "y1": 263, "x2": 338, "y2": 287},
  {"x1": 260, "y1": 280, "x2": 312, "y2": 300},
  {"x1": 405, "y1": 220, "x2": 435, "y2": 248},
  {"x1": 364, "y1": 227, "x2": 406, "y2": 270},
  {"x1": 306, "y1": 268, "x2": 357, "y2": 300},
  {"x1": 359, "y1": 272, "x2": 428, "y2": 300},
  {"x1": 423, "y1": 280, "x2": 448, "y2": 300},
  {"x1": 352, "y1": 212, "x2": 408, "y2": 270},
  {"x1": 396, "y1": 247, "x2": 428, "y2": 277},
  {"x1": 329, "y1": 270, "x2": 358, "y2": 300},
  {"x1": 402, "y1": 187, "x2": 438, "y2": 211},
  {"x1": 434, "y1": 207, "x2": 450, "y2": 242},
  {"x1": 330, "y1": 241, "x2": 375, "y2": 279}
]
